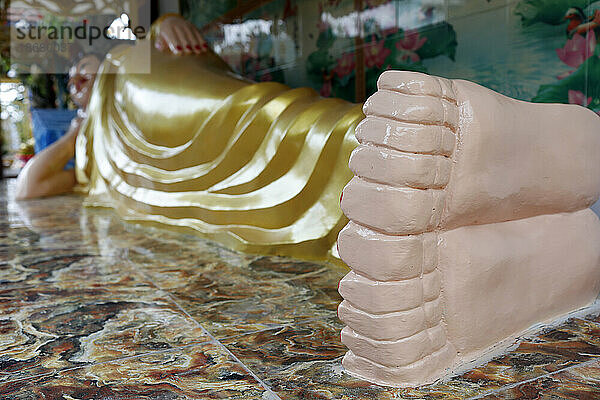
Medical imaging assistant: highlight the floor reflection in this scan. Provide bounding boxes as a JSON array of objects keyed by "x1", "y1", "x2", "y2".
[{"x1": 1, "y1": 178, "x2": 600, "y2": 399}]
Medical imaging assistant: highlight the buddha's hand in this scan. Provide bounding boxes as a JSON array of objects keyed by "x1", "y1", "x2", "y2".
[
  {"x1": 155, "y1": 15, "x2": 208, "y2": 55},
  {"x1": 66, "y1": 115, "x2": 85, "y2": 142}
]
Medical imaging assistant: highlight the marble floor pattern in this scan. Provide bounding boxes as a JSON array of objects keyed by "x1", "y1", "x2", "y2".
[{"x1": 1, "y1": 178, "x2": 600, "y2": 400}]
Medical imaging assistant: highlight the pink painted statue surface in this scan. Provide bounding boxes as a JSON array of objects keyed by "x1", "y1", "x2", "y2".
[{"x1": 337, "y1": 71, "x2": 600, "y2": 387}]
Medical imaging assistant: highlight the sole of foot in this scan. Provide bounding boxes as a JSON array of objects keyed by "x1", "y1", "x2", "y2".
[{"x1": 338, "y1": 70, "x2": 600, "y2": 387}]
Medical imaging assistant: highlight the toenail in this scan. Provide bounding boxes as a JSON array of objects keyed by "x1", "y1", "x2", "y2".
[
  {"x1": 186, "y1": 45, "x2": 192, "y2": 50},
  {"x1": 176, "y1": 45, "x2": 182, "y2": 51},
  {"x1": 340, "y1": 191, "x2": 343, "y2": 204},
  {"x1": 195, "y1": 45, "x2": 201, "y2": 50}
]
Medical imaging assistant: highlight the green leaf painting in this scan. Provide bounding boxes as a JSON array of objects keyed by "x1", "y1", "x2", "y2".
[
  {"x1": 515, "y1": 0, "x2": 589, "y2": 26},
  {"x1": 533, "y1": 55, "x2": 600, "y2": 111},
  {"x1": 517, "y1": 0, "x2": 600, "y2": 115},
  {"x1": 416, "y1": 22, "x2": 458, "y2": 61}
]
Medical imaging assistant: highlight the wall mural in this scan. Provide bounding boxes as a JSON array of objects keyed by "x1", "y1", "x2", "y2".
[
  {"x1": 306, "y1": 1, "x2": 456, "y2": 100},
  {"x1": 518, "y1": 0, "x2": 599, "y2": 115},
  {"x1": 182, "y1": 0, "x2": 599, "y2": 115}
]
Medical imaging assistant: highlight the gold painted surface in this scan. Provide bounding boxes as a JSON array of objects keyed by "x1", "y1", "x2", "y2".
[{"x1": 76, "y1": 44, "x2": 363, "y2": 262}]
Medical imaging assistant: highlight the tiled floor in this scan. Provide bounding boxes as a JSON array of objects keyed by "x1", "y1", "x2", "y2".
[{"x1": 2, "y1": 177, "x2": 600, "y2": 399}]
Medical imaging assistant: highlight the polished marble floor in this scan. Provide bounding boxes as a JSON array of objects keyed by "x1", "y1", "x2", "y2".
[{"x1": 1, "y1": 178, "x2": 600, "y2": 399}]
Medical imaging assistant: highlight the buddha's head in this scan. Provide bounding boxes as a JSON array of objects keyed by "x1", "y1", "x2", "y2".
[{"x1": 68, "y1": 53, "x2": 101, "y2": 109}]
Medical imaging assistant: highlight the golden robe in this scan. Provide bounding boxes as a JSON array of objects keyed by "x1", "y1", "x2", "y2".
[{"x1": 75, "y1": 43, "x2": 364, "y2": 262}]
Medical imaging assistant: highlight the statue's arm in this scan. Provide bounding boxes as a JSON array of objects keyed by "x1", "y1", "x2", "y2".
[
  {"x1": 14, "y1": 116, "x2": 82, "y2": 200},
  {"x1": 15, "y1": 15, "x2": 221, "y2": 200}
]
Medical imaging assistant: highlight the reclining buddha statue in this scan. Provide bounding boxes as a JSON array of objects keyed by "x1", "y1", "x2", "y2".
[
  {"x1": 75, "y1": 34, "x2": 363, "y2": 261},
  {"x1": 15, "y1": 14, "x2": 600, "y2": 387}
]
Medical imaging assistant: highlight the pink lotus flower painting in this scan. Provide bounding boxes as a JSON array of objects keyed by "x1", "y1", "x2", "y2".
[
  {"x1": 556, "y1": 31, "x2": 596, "y2": 68},
  {"x1": 332, "y1": 52, "x2": 355, "y2": 78},
  {"x1": 555, "y1": 31, "x2": 596, "y2": 79},
  {"x1": 568, "y1": 90, "x2": 592, "y2": 107},
  {"x1": 396, "y1": 29, "x2": 428, "y2": 63},
  {"x1": 364, "y1": 36, "x2": 391, "y2": 69}
]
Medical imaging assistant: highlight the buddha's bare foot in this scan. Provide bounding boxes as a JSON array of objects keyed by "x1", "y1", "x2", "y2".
[{"x1": 338, "y1": 71, "x2": 600, "y2": 387}]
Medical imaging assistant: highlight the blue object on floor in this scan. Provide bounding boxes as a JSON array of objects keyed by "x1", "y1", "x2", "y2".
[{"x1": 30, "y1": 108, "x2": 78, "y2": 169}]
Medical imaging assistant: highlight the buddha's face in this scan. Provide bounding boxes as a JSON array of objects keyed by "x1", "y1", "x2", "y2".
[{"x1": 68, "y1": 54, "x2": 101, "y2": 109}]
